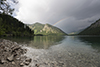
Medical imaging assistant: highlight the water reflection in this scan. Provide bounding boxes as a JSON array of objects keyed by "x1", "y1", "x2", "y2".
[
  {"x1": 78, "y1": 36, "x2": 100, "y2": 51},
  {"x1": 28, "y1": 36, "x2": 65, "y2": 49},
  {"x1": 2, "y1": 36, "x2": 100, "y2": 67},
  {"x1": 2, "y1": 37, "x2": 33, "y2": 44},
  {"x1": 3, "y1": 36, "x2": 100, "y2": 51},
  {"x1": 2, "y1": 36, "x2": 65, "y2": 49},
  {"x1": 24, "y1": 36, "x2": 100, "y2": 67}
]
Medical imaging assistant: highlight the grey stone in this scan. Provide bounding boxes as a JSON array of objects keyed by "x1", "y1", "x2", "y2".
[
  {"x1": 12, "y1": 61, "x2": 15, "y2": 65},
  {"x1": 20, "y1": 62, "x2": 24, "y2": 66},
  {"x1": 0, "y1": 59, "x2": 7, "y2": 64},
  {"x1": 25, "y1": 58, "x2": 32, "y2": 63},
  {"x1": 24, "y1": 61, "x2": 30, "y2": 65},
  {"x1": 7, "y1": 55, "x2": 14, "y2": 62},
  {"x1": 35, "y1": 64, "x2": 39, "y2": 67}
]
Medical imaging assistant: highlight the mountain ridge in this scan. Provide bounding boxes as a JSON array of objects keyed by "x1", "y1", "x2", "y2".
[
  {"x1": 0, "y1": 14, "x2": 34, "y2": 36},
  {"x1": 79, "y1": 19, "x2": 100, "y2": 35},
  {"x1": 28, "y1": 22, "x2": 67, "y2": 35}
]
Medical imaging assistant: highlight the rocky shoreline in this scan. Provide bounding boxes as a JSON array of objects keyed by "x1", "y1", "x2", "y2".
[
  {"x1": 0, "y1": 39, "x2": 31, "y2": 67},
  {"x1": 0, "y1": 39, "x2": 100, "y2": 67}
]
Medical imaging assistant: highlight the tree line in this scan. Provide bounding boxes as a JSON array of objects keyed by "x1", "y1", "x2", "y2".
[{"x1": 0, "y1": 0, "x2": 34, "y2": 37}]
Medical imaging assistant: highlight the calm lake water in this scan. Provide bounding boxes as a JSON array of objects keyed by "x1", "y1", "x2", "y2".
[{"x1": 3, "y1": 36, "x2": 100, "y2": 67}]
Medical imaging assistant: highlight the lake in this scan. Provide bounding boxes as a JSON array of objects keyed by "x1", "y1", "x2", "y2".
[{"x1": 3, "y1": 36, "x2": 100, "y2": 67}]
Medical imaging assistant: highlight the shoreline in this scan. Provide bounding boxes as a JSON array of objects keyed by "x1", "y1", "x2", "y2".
[
  {"x1": 0, "y1": 39, "x2": 100, "y2": 67},
  {"x1": 0, "y1": 39, "x2": 32, "y2": 67}
]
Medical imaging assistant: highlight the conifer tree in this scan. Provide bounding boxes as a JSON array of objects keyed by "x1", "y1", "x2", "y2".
[{"x1": 0, "y1": 0, "x2": 18, "y2": 15}]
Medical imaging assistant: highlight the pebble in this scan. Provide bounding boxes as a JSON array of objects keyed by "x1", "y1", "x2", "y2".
[
  {"x1": 12, "y1": 61, "x2": 15, "y2": 65},
  {"x1": 7, "y1": 55, "x2": 14, "y2": 62},
  {"x1": 35, "y1": 64, "x2": 39, "y2": 67},
  {"x1": 0, "y1": 39, "x2": 32, "y2": 67},
  {"x1": 0, "y1": 59, "x2": 7, "y2": 64},
  {"x1": 20, "y1": 62, "x2": 24, "y2": 66}
]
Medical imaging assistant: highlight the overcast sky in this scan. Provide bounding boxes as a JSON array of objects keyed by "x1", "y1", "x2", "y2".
[{"x1": 14, "y1": 0, "x2": 100, "y2": 33}]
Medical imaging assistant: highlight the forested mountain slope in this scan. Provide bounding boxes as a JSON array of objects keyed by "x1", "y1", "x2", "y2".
[{"x1": 0, "y1": 14, "x2": 34, "y2": 36}]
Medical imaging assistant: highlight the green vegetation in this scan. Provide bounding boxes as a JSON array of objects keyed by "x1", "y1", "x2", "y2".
[
  {"x1": 79, "y1": 19, "x2": 100, "y2": 35},
  {"x1": 0, "y1": 14, "x2": 34, "y2": 37},
  {"x1": 28, "y1": 22, "x2": 67, "y2": 35},
  {"x1": 0, "y1": 0, "x2": 34, "y2": 37},
  {"x1": 28, "y1": 22, "x2": 44, "y2": 34}
]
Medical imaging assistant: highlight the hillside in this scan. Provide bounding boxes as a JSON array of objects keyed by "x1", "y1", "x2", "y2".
[
  {"x1": 79, "y1": 19, "x2": 100, "y2": 35},
  {"x1": 28, "y1": 22, "x2": 67, "y2": 35},
  {"x1": 0, "y1": 14, "x2": 34, "y2": 36}
]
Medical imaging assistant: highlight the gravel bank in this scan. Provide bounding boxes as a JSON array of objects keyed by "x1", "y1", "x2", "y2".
[{"x1": 0, "y1": 39, "x2": 31, "y2": 67}]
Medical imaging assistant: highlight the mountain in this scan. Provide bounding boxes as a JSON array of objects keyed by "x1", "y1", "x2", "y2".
[
  {"x1": 79, "y1": 19, "x2": 100, "y2": 35},
  {"x1": 69, "y1": 29, "x2": 84, "y2": 35},
  {"x1": 0, "y1": 14, "x2": 34, "y2": 36},
  {"x1": 28, "y1": 22, "x2": 67, "y2": 35}
]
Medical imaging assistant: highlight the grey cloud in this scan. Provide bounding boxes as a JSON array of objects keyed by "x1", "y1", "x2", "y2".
[{"x1": 15, "y1": 0, "x2": 100, "y2": 33}]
